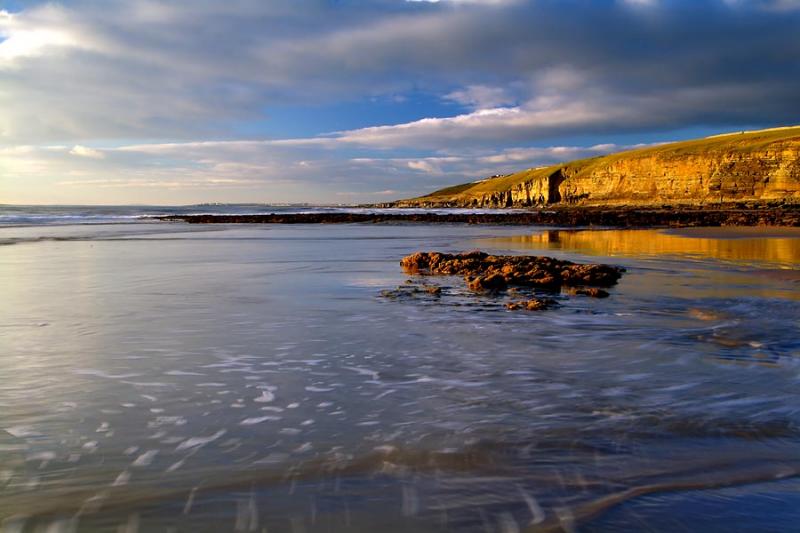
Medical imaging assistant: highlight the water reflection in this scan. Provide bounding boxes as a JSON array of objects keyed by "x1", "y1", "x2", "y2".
[
  {"x1": 481, "y1": 227, "x2": 800, "y2": 268},
  {"x1": 1, "y1": 223, "x2": 799, "y2": 532}
]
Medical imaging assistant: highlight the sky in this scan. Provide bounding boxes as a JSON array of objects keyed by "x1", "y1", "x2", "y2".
[{"x1": 1, "y1": 0, "x2": 800, "y2": 205}]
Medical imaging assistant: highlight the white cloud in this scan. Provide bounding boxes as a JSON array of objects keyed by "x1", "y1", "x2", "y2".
[
  {"x1": 407, "y1": 160, "x2": 439, "y2": 173},
  {"x1": 0, "y1": 7, "x2": 89, "y2": 68},
  {"x1": 333, "y1": 87, "x2": 623, "y2": 149},
  {"x1": 55, "y1": 177, "x2": 259, "y2": 189},
  {"x1": 0, "y1": 27, "x2": 77, "y2": 65},
  {"x1": 69, "y1": 145, "x2": 105, "y2": 159},
  {"x1": 477, "y1": 144, "x2": 618, "y2": 165},
  {"x1": 0, "y1": 134, "x2": 628, "y2": 204},
  {"x1": 444, "y1": 85, "x2": 516, "y2": 110},
  {"x1": 335, "y1": 189, "x2": 397, "y2": 197}
]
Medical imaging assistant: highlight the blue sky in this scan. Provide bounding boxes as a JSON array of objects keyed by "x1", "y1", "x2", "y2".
[{"x1": 1, "y1": 0, "x2": 799, "y2": 204}]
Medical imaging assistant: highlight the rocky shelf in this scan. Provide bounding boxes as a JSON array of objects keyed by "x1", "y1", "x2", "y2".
[{"x1": 157, "y1": 205, "x2": 800, "y2": 227}]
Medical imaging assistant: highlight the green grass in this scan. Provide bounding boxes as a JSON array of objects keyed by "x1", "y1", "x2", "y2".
[{"x1": 422, "y1": 181, "x2": 484, "y2": 198}]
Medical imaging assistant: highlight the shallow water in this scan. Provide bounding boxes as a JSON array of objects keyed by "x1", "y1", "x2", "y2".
[{"x1": 1, "y1": 221, "x2": 799, "y2": 532}]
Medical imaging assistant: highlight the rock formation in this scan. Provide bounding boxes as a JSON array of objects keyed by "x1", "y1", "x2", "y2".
[
  {"x1": 391, "y1": 127, "x2": 800, "y2": 208},
  {"x1": 394, "y1": 250, "x2": 625, "y2": 310}
]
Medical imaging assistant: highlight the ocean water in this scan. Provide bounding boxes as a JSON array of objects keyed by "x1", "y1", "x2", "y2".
[
  {"x1": 1, "y1": 207, "x2": 799, "y2": 532},
  {"x1": 0, "y1": 204, "x2": 524, "y2": 226}
]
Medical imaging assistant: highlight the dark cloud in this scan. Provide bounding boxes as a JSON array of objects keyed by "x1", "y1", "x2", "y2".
[{"x1": 2, "y1": 0, "x2": 800, "y2": 145}]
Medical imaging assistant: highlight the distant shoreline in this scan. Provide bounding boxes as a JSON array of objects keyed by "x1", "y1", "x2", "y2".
[{"x1": 158, "y1": 205, "x2": 800, "y2": 227}]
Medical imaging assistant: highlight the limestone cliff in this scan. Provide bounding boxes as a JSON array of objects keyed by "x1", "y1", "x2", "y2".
[{"x1": 392, "y1": 127, "x2": 800, "y2": 208}]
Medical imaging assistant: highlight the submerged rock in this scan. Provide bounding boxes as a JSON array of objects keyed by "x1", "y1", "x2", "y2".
[
  {"x1": 574, "y1": 288, "x2": 610, "y2": 298},
  {"x1": 506, "y1": 298, "x2": 558, "y2": 311},
  {"x1": 687, "y1": 308, "x2": 728, "y2": 321},
  {"x1": 380, "y1": 280, "x2": 443, "y2": 300},
  {"x1": 424, "y1": 285, "x2": 442, "y2": 296}
]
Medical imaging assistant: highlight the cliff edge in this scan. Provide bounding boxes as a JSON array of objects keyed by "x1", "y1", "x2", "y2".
[{"x1": 391, "y1": 127, "x2": 800, "y2": 208}]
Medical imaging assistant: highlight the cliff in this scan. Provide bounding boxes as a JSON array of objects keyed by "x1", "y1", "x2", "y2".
[{"x1": 392, "y1": 126, "x2": 800, "y2": 208}]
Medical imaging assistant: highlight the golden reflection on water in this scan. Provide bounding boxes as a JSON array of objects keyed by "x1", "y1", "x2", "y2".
[{"x1": 483, "y1": 227, "x2": 800, "y2": 268}]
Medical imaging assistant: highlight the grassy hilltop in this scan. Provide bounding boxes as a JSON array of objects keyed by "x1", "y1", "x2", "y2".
[{"x1": 392, "y1": 126, "x2": 800, "y2": 208}]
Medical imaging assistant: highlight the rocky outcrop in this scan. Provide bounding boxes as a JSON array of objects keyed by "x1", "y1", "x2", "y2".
[
  {"x1": 160, "y1": 206, "x2": 800, "y2": 227},
  {"x1": 393, "y1": 127, "x2": 800, "y2": 208},
  {"x1": 398, "y1": 250, "x2": 624, "y2": 310}
]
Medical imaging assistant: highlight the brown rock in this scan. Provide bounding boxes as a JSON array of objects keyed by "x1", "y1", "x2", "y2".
[
  {"x1": 400, "y1": 251, "x2": 623, "y2": 290},
  {"x1": 398, "y1": 250, "x2": 624, "y2": 310},
  {"x1": 424, "y1": 285, "x2": 442, "y2": 296},
  {"x1": 466, "y1": 273, "x2": 507, "y2": 292},
  {"x1": 574, "y1": 288, "x2": 610, "y2": 298},
  {"x1": 561, "y1": 264, "x2": 623, "y2": 287},
  {"x1": 400, "y1": 252, "x2": 428, "y2": 272},
  {"x1": 463, "y1": 250, "x2": 488, "y2": 259},
  {"x1": 506, "y1": 298, "x2": 557, "y2": 311}
]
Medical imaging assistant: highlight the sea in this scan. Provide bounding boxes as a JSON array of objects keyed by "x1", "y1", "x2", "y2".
[{"x1": 1, "y1": 205, "x2": 799, "y2": 532}]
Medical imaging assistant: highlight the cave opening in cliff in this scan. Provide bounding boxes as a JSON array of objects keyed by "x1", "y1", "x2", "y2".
[{"x1": 548, "y1": 169, "x2": 565, "y2": 204}]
